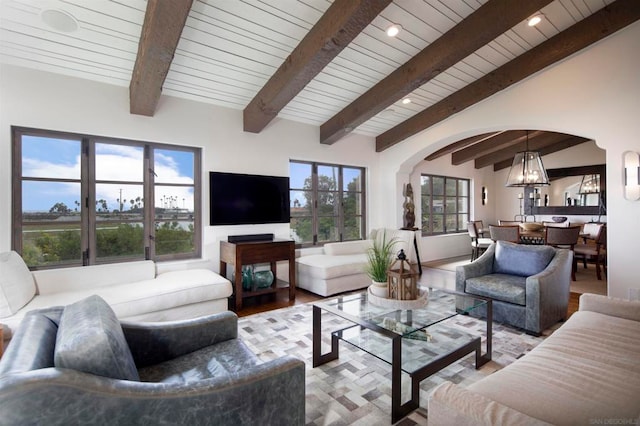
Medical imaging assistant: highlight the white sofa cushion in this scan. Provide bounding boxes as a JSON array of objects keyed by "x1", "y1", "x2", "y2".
[
  {"x1": 467, "y1": 310, "x2": 640, "y2": 424},
  {"x1": 33, "y1": 261, "x2": 156, "y2": 295},
  {"x1": 324, "y1": 240, "x2": 372, "y2": 256},
  {"x1": 0, "y1": 251, "x2": 36, "y2": 318},
  {"x1": 296, "y1": 253, "x2": 368, "y2": 280},
  {"x1": 18, "y1": 269, "x2": 232, "y2": 320}
]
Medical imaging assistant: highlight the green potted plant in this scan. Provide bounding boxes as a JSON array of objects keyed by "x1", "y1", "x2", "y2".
[{"x1": 365, "y1": 231, "x2": 398, "y2": 297}]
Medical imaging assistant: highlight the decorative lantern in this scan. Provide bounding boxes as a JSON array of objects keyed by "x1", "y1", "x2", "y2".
[{"x1": 387, "y1": 249, "x2": 418, "y2": 300}]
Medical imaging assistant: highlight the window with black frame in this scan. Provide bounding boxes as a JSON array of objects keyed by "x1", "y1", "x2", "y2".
[
  {"x1": 289, "y1": 160, "x2": 365, "y2": 246},
  {"x1": 421, "y1": 174, "x2": 469, "y2": 235},
  {"x1": 12, "y1": 127, "x2": 201, "y2": 269}
]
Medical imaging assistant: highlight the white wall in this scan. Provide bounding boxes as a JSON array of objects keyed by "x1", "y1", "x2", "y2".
[
  {"x1": 0, "y1": 64, "x2": 381, "y2": 270},
  {"x1": 381, "y1": 21, "x2": 640, "y2": 299}
]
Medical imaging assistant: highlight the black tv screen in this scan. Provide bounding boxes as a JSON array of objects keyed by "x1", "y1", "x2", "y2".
[{"x1": 209, "y1": 172, "x2": 290, "y2": 225}]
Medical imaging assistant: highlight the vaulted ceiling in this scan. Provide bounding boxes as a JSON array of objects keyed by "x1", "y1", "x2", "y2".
[{"x1": 1, "y1": 0, "x2": 638, "y2": 168}]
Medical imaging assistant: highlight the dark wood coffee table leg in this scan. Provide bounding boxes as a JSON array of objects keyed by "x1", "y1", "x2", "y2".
[{"x1": 313, "y1": 305, "x2": 339, "y2": 367}]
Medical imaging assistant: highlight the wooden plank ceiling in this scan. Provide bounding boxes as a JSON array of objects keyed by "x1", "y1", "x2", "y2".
[{"x1": 2, "y1": 0, "x2": 639, "y2": 168}]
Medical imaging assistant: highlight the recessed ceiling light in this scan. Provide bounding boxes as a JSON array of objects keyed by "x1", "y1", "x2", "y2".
[
  {"x1": 402, "y1": 98, "x2": 411, "y2": 105},
  {"x1": 527, "y1": 14, "x2": 544, "y2": 27},
  {"x1": 386, "y1": 24, "x2": 402, "y2": 37},
  {"x1": 40, "y1": 9, "x2": 79, "y2": 33}
]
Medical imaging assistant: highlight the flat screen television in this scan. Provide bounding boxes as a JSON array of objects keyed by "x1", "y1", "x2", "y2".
[{"x1": 209, "y1": 171, "x2": 290, "y2": 226}]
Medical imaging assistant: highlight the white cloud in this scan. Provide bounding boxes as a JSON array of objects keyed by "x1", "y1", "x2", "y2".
[{"x1": 24, "y1": 146, "x2": 194, "y2": 211}]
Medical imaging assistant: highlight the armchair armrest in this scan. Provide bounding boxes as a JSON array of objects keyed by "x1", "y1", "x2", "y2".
[
  {"x1": 428, "y1": 381, "x2": 551, "y2": 426},
  {"x1": 524, "y1": 249, "x2": 572, "y2": 333},
  {"x1": 456, "y1": 244, "x2": 496, "y2": 293},
  {"x1": 122, "y1": 311, "x2": 238, "y2": 367},
  {"x1": 0, "y1": 356, "x2": 305, "y2": 425},
  {"x1": 579, "y1": 294, "x2": 640, "y2": 322}
]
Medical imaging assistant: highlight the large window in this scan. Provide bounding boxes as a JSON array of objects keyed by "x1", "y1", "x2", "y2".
[
  {"x1": 289, "y1": 160, "x2": 365, "y2": 246},
  {"x1": 420, "y1": 174, "x2": 469, "y2": 235},
  {"x1": 12, "y1": 127, "x2": 201, "y2": 269}
]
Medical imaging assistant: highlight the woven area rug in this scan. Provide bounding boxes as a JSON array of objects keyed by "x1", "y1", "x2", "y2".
[{"x1": 237, "y1": 295, "x2": 547, "y2": 425}]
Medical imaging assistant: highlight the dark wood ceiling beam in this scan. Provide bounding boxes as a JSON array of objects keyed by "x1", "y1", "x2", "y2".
[
  {"x1": 424, "y1": 131, "x2": 502, "y2": 161},
  {"x1": 475, "y1": 132, "x2": 574, "y2": 169},
  {"x1": 451, "y1": 130, "x2": 546, "y2": 165},
  {"x1": 492, "y1": 136, "x2": 589, "y2": 171},
  {"x1": 320, "y1": 0, "x2": 554, "y2": 145},
  {"x1": 129, "y1": 0, "x2": 192, "y2": 116},
  {"x1": 376, "y1": 0, "x2": 640, "y2": 152},
  {"x1": 243, "y1": 0, "x2": 391, "y2": 133}
]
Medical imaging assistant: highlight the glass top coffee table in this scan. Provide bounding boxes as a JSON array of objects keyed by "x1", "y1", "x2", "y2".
[{"x1": 312, "y1": 289, "x2": 492, "y2": 423}]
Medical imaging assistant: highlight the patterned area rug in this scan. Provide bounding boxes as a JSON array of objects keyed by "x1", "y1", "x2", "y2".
[{"x1": 237, "y1": 294, "x2": 547, "y2": 425}]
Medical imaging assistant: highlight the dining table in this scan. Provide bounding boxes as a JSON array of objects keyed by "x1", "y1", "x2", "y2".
[
  {"x1": 518, "y1": 229, "x2": 545, "y2": 245},
  {"x1": 518, "y1": 228, "x2": 591, "y2": 245}
]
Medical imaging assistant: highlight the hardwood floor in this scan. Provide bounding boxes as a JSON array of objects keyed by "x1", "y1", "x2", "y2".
[
  {"x1": 235, "y1": 288, "x2": 322, "y2": 317},
  {"x1": 568, "y1": 291, "x2": 580, "y2": 318}
]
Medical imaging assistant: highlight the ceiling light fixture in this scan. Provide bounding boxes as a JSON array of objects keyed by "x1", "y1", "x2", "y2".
[
  {"x1": 578, "y1": 174, "x2": 600, "y2": 195},
  {"x1": 401, "y1": 98, "x2": 411, "y2": 105},
  {"x1": 527, "y1": 14, "x2": 544, "y2": 27},
  {"x1": 40, "y1": 9, "x2": 79, "y2": 33},
  {"x1": 386, "y1": 24, "x2": 402, "y2": 37},
  {"x1": 505, "y1": 131, "x2": 550, "y2": 187}
]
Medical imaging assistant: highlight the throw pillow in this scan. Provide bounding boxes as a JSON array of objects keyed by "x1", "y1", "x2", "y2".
[
  {"x1": 0, "y1": 251, "x2": 37, "y2": 318},
  {"x1": 54, "y1": 295, "x2": 139, "y2": 381},
  {"x1": 494, "y1": 241, "x2": 556, "y2": 277}
]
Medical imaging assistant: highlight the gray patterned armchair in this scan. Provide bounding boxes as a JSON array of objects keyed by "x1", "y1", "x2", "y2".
[
  {"x1": 456, "y1": 241, "x2": 572, "y2": 335},
  {"x1": 0, "y1": 295, "x2": 305, "y2": 425}
]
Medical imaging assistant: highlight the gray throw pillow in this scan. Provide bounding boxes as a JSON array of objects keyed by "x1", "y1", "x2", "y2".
[
  {"x1": 494, "y1": 241, "x2": 556, "y2": 277},
  {"x1": 54, "y1": 295, "x2": 139, "y2": 381}
]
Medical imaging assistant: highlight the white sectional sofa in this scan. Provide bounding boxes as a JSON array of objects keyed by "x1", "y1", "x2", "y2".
[
  {"x1": 295, "y1": 228, "x2": 419, "y2": 297},
  {"x1": 428, "y1": 294, "x2": 640, "y2": 425},
  {"x1": 0, "y1": 251, "x2": 233, "y2": 341}
]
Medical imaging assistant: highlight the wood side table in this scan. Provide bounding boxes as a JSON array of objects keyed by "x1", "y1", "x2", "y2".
[{"x1": 220, "y1": 239, "x2": 296, "y2": 311}]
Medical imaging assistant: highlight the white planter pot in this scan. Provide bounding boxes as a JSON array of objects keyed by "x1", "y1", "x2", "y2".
[{"x1": 369, "y1": 281, "x2": 388, "y2": 298}]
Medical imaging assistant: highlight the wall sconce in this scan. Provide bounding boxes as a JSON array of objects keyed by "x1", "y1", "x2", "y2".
[
  {"x1": 624, "y1": 151, "x2": 640, "y2": 201},
  {"x1": 481, "y1": 186, "x2": 487, "y2": 205}
]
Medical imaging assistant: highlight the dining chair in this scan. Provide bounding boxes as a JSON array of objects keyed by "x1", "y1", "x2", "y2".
[
  {"x1": 581, "y1": 222, "x2": 604, "y2": 243},
  {"x1": 542, "y1": 221, "x2": 569, "y2": 228},
  {"x1": 472, "y1": 220, "x2": 485, "y2": 237},
  {"x1": 574, "y1": 224, "x2": 607, "y2": 280},
  {"x1": 544, "y1": 225, "x2": 582, "y2": 280},
  {"x1": 489, "y1": 225, "x2": 520, "y2": 243},
  {"x1": 467, "y1": 222, "x2": 492, "y2": 261}
]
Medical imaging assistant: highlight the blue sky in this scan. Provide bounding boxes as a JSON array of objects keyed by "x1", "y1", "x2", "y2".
[{"x1": 22, "y1": 136, "x2": 195, "y2": 212}]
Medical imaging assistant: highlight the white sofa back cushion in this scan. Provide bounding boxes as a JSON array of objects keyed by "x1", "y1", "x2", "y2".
[
  {"x1": 33, "y1": 261, "x2": 156, "y2": 295},
  {"x1": 0, "y1": 251, "x2": 37, "y2": 318},
  {"x1": 324, "y1": 240, "x2": 372, "y2": 256}
]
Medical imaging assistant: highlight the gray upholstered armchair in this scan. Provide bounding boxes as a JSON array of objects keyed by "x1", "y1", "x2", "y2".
[
  {"x1": 456, "y1": 241, "x2": 572, "y2": 335},
  {"x1": 0, "y1": 296, "x2": 305, "y2": 425}
]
